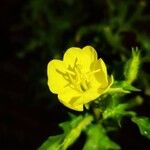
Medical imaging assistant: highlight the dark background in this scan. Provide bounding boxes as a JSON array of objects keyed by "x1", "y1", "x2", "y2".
[{"x1": 0, "y1": 0, "x2": 150, "y2": 149}]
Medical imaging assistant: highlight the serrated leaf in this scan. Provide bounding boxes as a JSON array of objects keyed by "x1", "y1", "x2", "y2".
[
  {"x1": 59, "y1": 115, "x2": 83, "y2": 133},
  {"x1": 110, "y1": 81, "x2": 140, "y2": 93},
  {"x1": 38, "y1": 114, "x2": 93, "y2": 150},
  {"x1": 132, "y1": 116, "x2": 150, "y2": 139},
  {"x1": 83, "y1": 124, "x2": 120, "y2": 150},
  {"x1": 120, "y1": 81, "x2": 140, "y2": 91},
  {"x1": 103, "y1": 103, "x2": 136, "y2": 120},
  {"x1": 61, "y1": 115, "x2": 93, "y2": 150}
]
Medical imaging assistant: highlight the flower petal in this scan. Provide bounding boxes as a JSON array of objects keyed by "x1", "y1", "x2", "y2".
[
  {"x1": 91, "y1": 58, "x2": 108, "y2": 88},
  {"x1": 98, "y1": 75, "x2": 114, "y2": 93},
  {"x1": 58, "y1": 86, "x2": 83, "y2": 111},
  {"x1": 47, "y1": 60, "x2": 68, "y2": 94},
  {"x1": 72, "y1": 88, "x2": 100, "y2": 106},
  {"x1": 60, "y1": 100, "x2": 83, "y2": 111},
  {"x1": 73, "y1": 76, "x2": 114, "y2": 106},
  {"x1": 79, "y1": 46, "x2": 98, "y2": 72},
  {"x1": 63, "y1": 47, "x2": 81, "y2": 67}
]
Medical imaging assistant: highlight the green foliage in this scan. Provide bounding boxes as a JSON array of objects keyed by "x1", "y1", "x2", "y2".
[
  {"x1": 132, "y1": 116, "x2": 150, "y2": 139},
  {"x1": 124, "y1": 47, "x2": 140, "y2": 84},
  {"x1": 103, "y1": 103, "x2": 136, "y2": 120},
  {"x1": 38, "y1": 114, "x2": 93, "y2": 150},
  {"x1": 109, "y1": 80, "x2": 140, "y2": 94},
  {"x1": 83, "y1": 124, "x2": 120, "y2": 150},
  {"x1": 38, "y1": 69, "x2": 149, "y2": 150},
  {"x1": 38, "y1": 135, "x2": 63, "y2": 150},
  {"x1": 14, "y1": 0, "x2": 150, "y2": 149}
]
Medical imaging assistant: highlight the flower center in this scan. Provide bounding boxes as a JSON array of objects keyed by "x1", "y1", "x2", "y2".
[
  {"x1": 66, "y1": 63, "x2": 89, "y2": 92},
  {"x1": 56, "y1": 58, "x2": 101, "y2": 92}
]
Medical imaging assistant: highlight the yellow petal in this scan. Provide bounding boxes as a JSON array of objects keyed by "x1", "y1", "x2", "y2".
[
  {"x1": 80, "y1": 46, "x2": 98, "y2": 72},
  {"x1": 73, "y1": 76, "x2": 114, "y2": 106},
  {"x1": 47, "y1": 60, "x2": 68, "y2": 94},
  {"x1": 91, "y1": 58, "x2": 108, "y2": 88},
  {"x1": 58, "y1": 86, "x2": 83, "y2": 111},
  {"x1": 71, "y1": 104, "x2": 83, "y2": 111},
  {"x1": 60, "y1": 100, "x2": 83, "y2": 111},
  {"x1": 95, "y1": 75, "x2": 113, "y2": 98},
  {"x1": 63, "y1": 47, "x2": 81, "y2": 67},
  {"x1": 72, "y1": 88, "x2": 100, "y2": 106}
]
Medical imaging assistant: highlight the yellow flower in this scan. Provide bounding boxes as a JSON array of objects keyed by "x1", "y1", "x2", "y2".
[{"x1": 47, "y1": 46, "x2": 113, "y2": 111}]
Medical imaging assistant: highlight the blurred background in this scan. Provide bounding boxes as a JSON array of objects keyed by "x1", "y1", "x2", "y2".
[{"x1": 0, "y1": 0, "x2": 150, "y2": 149}]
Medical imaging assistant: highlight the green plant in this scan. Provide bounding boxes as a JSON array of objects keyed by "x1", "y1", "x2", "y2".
[{"x1": 15, "y1": 0, "x2": 150, "y2": 149}]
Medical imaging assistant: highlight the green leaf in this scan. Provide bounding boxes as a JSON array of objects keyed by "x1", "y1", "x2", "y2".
[
  {"x1": 132, "y1": 116, "x2": 150, "y2": 139},
  {"x1": 124, "y1": 47, "x2": 140, "y2": 84},
  {"x1": 60, "y1": 115, "x2": 84, "y2": 150},
  {"x1": 59, "y1": 115, "x2": 83, "y2": 134},
  {"x1": 83, "y1": 124, "x2": 120, "y2": 150},
  {"x1": 103, "y1": 103, "x2": 136, "y2": 120},
  {"x1": 110, "y1": 81, "x2": 140, "y2": 93},
  {"x1": 38, "y1": 135, "x2": 64, "y2": 150},
  {"x1": 38, "y1": 114, "x2": 93, "y2": 150},
  {"x1": 61, "y1": 114, "x2": 93, "y2": 150}
]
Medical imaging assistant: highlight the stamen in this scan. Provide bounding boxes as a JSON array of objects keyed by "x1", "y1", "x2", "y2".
[
  {"x1": 60, "y1": 61, "x2": 91, "y2": 92},
  {"x1": 66, "y1": 69, "x2": 75, "y2": 75},
  {"x1": 89, "y1": 69, "x2": 101, "y2": 75},
  {"x1": 68, "y1": 73, "x2": 75, "y2": 83}
]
